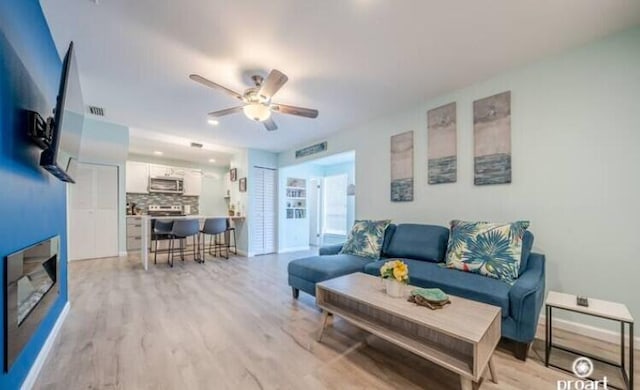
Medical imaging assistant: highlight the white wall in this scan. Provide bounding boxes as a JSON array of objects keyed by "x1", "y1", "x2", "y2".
[
  {"x1": 199, "y1": 168, "x2": 229, "y2": 216},
  {"x1": 229, "y1": 149, "x2": 249, "y2": 255},
  {"x1": 278, "y1": 28, "x2": 640, "y2": 322},
  {"x1": 79, "y1": 118, "x2": 129, "y2": 254}
]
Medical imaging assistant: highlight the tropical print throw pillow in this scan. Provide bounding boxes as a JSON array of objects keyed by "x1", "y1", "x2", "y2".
[
  {"x1": 445, "y1": 220, "x2": 530, "y2": 284},
  {"x1": 340, "y1": 220, "x2": 391, "y2": 259}
]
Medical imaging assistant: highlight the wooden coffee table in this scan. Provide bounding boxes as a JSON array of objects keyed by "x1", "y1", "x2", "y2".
[{"x1": 316, "y1": 273, "x2": 501, "y2": 390}]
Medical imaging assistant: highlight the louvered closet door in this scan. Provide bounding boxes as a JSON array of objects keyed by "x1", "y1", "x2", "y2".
[
  {"x1": 69, "y1": 163, "x2": 119, "y2": 260},
  {"x1": 253, "y1": 167, "x2": 276, "y2": 255}
]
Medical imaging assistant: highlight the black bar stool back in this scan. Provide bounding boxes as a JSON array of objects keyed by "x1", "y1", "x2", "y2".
[
  {"x1": 225, "y1": 218, "x2": 237, "y2": 255},
  {"x1": 152, "y1": 219, "x2": 174, "y2": 265},
  {"x1": 168, "y1": 219, "x2": 202, "y2": 267},
  {"x1": 201, "y1": 218, "x2": 229, "y2": 259}
]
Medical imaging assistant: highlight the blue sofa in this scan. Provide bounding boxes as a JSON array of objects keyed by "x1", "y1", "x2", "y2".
[{"x1": 287, "y1": 223, "x2": 545, "y2": 360}]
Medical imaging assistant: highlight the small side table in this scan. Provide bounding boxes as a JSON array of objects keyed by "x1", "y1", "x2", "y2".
[{"x1": 545, "y1": 291, "x2": 634, "y2": 390}]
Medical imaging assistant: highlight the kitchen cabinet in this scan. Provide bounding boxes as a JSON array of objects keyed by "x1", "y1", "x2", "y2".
[
  {"x1": 127, "y1": 161, "x2": 201, "y2": 196},
  {"x1": 149, "y1": 164, "x2": 171, "y2": 178},
  {"x1": 125, "y1": 161, "x2": 149, "y2": 193},
  {"x1": 149, "y1": 164, "x2": 186, "y2": 178},
  {"x1": 126, "y1": 217, "x2": 143, "y2": 251},
  {"x1": 183, "y1": 168, "x2": 202, "y2": 196}
]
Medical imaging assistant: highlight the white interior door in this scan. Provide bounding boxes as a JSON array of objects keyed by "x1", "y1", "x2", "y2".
[
  {"x1": 252, "y1": 167, "x2": 276, "y2": 255},
  {"x1": 69, "y1": 163, "x2": 119, "y2": 260},
  {"x1": 308, "y1": 178, "x2": 321, "y2": 246}
]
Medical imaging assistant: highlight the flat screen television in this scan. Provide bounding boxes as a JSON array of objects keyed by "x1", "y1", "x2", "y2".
[{"x1": 40, "y1": 41, "x2": 84, "y2": 183}]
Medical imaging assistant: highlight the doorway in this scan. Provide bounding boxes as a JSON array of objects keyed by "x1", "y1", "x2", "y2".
[
  {"x1": 278, "y1": 151, "x2": 355, "y2": 253},
  {"x1": 321, "y1": 174, "x2": 349, "y2": 245}
]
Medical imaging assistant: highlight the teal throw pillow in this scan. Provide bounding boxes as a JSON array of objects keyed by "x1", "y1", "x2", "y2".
[
  {"x1": 445, "y1": 220, "x2": 530, "y2": 284},
  {"x1": 340, "y1": 220, "x2": 391, "y2": 259}
]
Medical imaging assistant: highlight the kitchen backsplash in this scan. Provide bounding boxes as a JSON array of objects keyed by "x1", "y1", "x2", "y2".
[{"x1": 126, "y1": 193, "x2": 199, "y2": 215}]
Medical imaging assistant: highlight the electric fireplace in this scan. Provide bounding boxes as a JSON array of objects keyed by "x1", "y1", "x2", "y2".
[{"x1": 4, "y1": 236, "x2": 59, "y2": 372}]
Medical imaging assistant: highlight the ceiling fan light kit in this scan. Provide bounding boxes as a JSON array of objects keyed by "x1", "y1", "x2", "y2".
[
  {"x1": 243, "y1": 103, "x2": 271, "y2": 122},
  {"x1": 190, "y1": 69, "x2": 319, "y2": 131}
]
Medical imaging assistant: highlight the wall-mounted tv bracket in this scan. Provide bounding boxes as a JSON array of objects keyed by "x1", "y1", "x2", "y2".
[{"x1": 26, "y1": 110, "x2": 54, "y2": 149}]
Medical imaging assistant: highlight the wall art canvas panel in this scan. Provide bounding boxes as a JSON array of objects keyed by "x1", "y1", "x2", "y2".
[
  {"x1": 427, "y1": 102, "x2": 457, "y2": 184},
  {"x1": 474, "y1": 91, "x2": 511, "y2": 185},
  {"x1": 390, "y1": 131, "x2": 414, "y2": 201}
]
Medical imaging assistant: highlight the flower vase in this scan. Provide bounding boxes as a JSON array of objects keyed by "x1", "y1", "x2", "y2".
[{"x1": 384, "y1": 278, "x2": 404, "y2": 298}]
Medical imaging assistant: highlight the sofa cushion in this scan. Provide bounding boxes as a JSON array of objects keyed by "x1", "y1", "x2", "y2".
[
  {"x1": 363, "y1": 259, "x2": 511, "y2": 317},
  {"x1": 445, "y1": 220, "x2": 530, "y2": 283},
  {"x1": 381, "y1": 224, "x2": 397, "y2": 256},
  {"x1": 520, "y1": 231, "x2": 534, "y2": 275},
  {"x1": 384, "y1": 224, "x2": 450, "y2": 263},
  {"x1": 340, "y1": 219, "x2": 391, "y2": 259},
  {"x1": 288, "y1": 254, "x2": 371, "y2": 283}
]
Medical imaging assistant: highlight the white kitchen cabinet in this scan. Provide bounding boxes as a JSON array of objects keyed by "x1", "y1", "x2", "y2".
[
  {"x1": 125, "y1": 161, "x2": 149, "y2": 193},
  {"x1": 183, "y1": 168, "x2": 202, "y2": 196},
  {"x1": 149, "y1": 164, "x2": 172, "y2": 178},
  {"x1": 171, "y1": 167, "x2": 186, "y2": 177},
  {"x1": 149, "y1": 164, "x2": 186, "y2": 178}
]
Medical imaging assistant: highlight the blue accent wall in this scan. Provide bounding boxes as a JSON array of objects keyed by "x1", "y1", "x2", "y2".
[{"x1": 0, "y1": 1, "x2": 68, "y2": 389}]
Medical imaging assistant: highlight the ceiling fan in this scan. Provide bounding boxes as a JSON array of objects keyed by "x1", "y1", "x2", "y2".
[{"x1": 189, "y1": 70, "x2": 318, "y2": 131}]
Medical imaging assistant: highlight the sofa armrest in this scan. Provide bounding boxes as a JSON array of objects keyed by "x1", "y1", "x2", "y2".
[
  {"x1": 509, "y1": 253, "x2": 546, "y2": 324},
  {"x1": 319, "y1": 243, "x2": 344, "y2": 256}
]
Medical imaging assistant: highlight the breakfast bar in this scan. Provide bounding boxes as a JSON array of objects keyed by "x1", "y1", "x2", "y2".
[{"x1": 128, "y1": 215, "x2": 245, "y2": 270}]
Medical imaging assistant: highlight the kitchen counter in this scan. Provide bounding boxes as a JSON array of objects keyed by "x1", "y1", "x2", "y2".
[
  {"x1": 131, "y1": 215, "x2": 245, "y2": 270},
  {"x1": 127, "y1": 215, "x2": 245, "y2": 219}
]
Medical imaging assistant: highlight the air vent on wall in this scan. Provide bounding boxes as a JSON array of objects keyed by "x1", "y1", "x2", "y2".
[
  {"x1": 87, "y1": 106, "x2": 105, "y2": 116},
  {"x1": 190, "y1": 142, "x2": 203, "y2": 148}
]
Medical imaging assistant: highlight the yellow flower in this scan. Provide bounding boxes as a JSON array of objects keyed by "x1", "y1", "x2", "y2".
[{"x1": 393, "y1": 262, "x2": 408, "y2": 281}]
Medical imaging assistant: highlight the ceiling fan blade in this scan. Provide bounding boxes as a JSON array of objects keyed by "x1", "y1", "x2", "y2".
[
  {"x1": 189, "y1": 74, "x2": 243, "y2": 101},
  {"x1": 263, "y1": 117, "x2": 278, "y2": 131},
  {"x1": 208, "y1": 106, "x2": 244, "y2": 118},
  {"x1": 271, "y1": 103, "x2": 318, "y2": 118},
  {"x1": 258, "y1": 69, "x2": 288, "y2": 99}
]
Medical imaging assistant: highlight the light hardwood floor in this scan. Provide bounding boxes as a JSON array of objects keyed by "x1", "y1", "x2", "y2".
[{"x1": 34, "y1": 252, "x2": 637, "y2": 389}]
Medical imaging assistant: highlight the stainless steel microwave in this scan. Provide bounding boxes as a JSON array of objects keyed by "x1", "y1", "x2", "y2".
[{"x1": 149, "y1": 177, "x2": 184, "y2": 194}]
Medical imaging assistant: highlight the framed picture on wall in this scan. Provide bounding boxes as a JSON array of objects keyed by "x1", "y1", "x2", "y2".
[
  {"x1": 230, "y1": 168, "x2": 237, "y2": 182},
  {"x1": 239, "y1": 177, "x2": 247, "y2": 192}
]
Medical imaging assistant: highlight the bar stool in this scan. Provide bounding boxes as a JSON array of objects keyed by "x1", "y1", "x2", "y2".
[
  {"x1": 151, "y1": 219, "x2": 174, "y2": 265},
  {"x1": 200, "y1": 218, "x2": 228, "y2": 259},
  {"x1": 225, "y1": 218, "x2": 237, "y2": 255},
  {"x1": 168, "y1": 219, "x2": 202, "y2": 267}
]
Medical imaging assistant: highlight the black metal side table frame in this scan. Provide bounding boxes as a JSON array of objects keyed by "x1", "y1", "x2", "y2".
[{"x1": 545, "y1": 304, "x2": 634, "y2": 390}]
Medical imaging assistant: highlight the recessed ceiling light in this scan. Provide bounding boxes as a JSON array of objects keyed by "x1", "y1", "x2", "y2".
[
  {"x1": 209, "y1": 158, "x2": 216, "y2": 163},
  {"x1": 207, "y1": 119, "x2": 219, "y2": 126},
  {"x1": 153, "y1": 151, "x2": 163, "y2": 155}
]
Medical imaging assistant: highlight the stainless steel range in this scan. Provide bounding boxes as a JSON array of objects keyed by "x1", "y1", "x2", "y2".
[{"x1": 147, "y1": 205, "x2": 185, "y2": 216}]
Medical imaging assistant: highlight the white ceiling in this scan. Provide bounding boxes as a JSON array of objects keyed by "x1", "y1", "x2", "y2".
[
  {"x1": 42, "y1": 0, "x2": 640, "y2": 156},
  {"x1": 127, "y1": 128, "x2": 236, "y2": 167}
]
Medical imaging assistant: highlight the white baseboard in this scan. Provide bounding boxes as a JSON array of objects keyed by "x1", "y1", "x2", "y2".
[
  {"x1": 21, "y1": 301, "x2": 71, "y2": 390},
  {"x1": 278, "y1": 246, "x2": 310, "y2": 254},
  {"x1": 119, "y1": 251, "x2": 128, "y2": 257},
  {"x1": 234, "y1": 249, "x2": 249, "y2": 257},
  {"x1": 538, "y1": 315, "x2": 639, "y2": 350}
]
